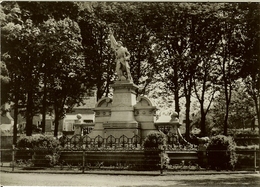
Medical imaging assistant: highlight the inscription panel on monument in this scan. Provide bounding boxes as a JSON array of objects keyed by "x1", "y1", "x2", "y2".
[{"x1": 113, "y1": 93, "x2": 131, "y2": 106}]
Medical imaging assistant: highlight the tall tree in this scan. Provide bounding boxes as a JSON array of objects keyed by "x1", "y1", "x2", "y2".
[
  {"x1": 1, "y1": 2, "x2": 41, "y2": 136},
  {"x1": 39, "y1": 18, "x2": 85, "y2": 137},
  {"x1": 193, "y1": 58, "x2": 219, "y2": 136},
  {"x1": 78, "y1": 2, "x2": 157, "y2": 100},
  {"x1": 212, "y1": 80, "x2": 255, "y2": 132},
  {"x1": 239, "y1": 2, "x2": 260, "y2": 127},
  {"x1": 17, "y1": 1, "x2": 80, "y2": 24},
  {"x1": 214, "y1": 3, "x2": 246, "y2": 135},
  {"x1": 109, "y1": 2, "x2": 156, "y2": 86},
  {"x1": 1, "y1": 3, "x2": 20, "y2": 145},
  {"x1": 78, "y1": 2, "x2": 114, "y2": 100},
  {"x1": 148, "y1": 3, "x2": 186, "y2": 116},
  {"x1": 15, "y1": 2, "x2": 82, "y2": 132},
  {"x1": 148, "y1": 3, "x2": 224, "y2": 138},
  {"x1": 238, "y1": 3, "x2": 260, "y2": 168},
  {"x1": 191, "y1": 3, "x2": 223, "y2": 136}
]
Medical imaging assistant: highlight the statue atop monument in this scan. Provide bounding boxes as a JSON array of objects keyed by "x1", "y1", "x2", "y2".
[{"x1": 109, "y1": 28, "x2": 133, "y2": 82}]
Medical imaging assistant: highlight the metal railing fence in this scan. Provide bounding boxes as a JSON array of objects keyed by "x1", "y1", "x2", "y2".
[{"x1": 1, "y1": 147, "x2": 259, "y2": 173}]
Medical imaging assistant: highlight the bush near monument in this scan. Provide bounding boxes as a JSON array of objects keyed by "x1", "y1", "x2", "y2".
[
  {"x1": 16, "y1": 135, "x2": 60, "y2": 167},
  {"x1": 207, "y1": 135, "x2": 237, "y2": 170},
  {"x1": 17, "y1": 135, "x2": 60, "y2": 149},
  {"x1": 143, "y1": 131, "x2": 167, "y2": 149},
  {"x1": 143, "y1": 131, "x2": 169, "y2": 170}
]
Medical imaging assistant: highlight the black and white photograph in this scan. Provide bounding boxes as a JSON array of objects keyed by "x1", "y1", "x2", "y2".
[{"x1": 1, "y1": 1, "x2": 260, "y2": 186}]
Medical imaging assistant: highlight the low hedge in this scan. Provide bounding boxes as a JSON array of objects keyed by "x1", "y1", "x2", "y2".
[
  {"x1": 143, "y1": 131, "x2": 168, "y2": 170},
  {"x1": 143, "y1": 131, "x2": 166, "y2": 149},
  {"x1": 207, "y1": 135, "x2": 237, "y2": 170},
  {"x1": 16, "y1": 135, "x2": 60, "y2": 167},
  {"x1": 17, "y1": 135, "x2": 60, "y2": 149}
]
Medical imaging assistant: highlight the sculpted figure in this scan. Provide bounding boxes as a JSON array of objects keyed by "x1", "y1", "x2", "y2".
[{"x1": 109, "y1": 29, "x2": 132, "y2": 81}]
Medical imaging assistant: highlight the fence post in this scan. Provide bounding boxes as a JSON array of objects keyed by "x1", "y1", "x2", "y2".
[
  {"x1": 198, "y1": 144, "x2": 207, "y2": 168},
  {"x1": 160, "y1": 150, "x2": 163, "y2": 175},
  {"x1": 254, "y1": 146, "x2": 257, "y2": 172},
  {"x1": 82, "y1": 144, "x2": 86, "y2": 173},
  {"x1": 159, "y1": 145, "x2": 166, "y2": 175},
  {"x1": 12, "y1": 145, "x2": 15, "y2": 171}
]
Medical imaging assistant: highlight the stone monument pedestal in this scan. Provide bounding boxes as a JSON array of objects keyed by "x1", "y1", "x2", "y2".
[
  {"x1": 104, "y1": 81, "x2": 140, "y2": 138},
  {"x1": 92, "y1": 80, "x2": 158, "y2": 139}
]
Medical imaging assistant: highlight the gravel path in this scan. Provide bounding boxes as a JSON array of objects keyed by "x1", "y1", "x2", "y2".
[{"x1": 1, "y1": 172, "x2": 260, "y2": 186}]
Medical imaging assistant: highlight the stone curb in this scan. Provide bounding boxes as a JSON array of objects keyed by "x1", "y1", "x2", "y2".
[{"x1": 1, "y1": 167, "x2": 259, "y2": 176}]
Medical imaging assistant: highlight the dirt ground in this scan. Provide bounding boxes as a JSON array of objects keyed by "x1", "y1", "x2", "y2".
[{"x1": 1, "y1": 172, "x2": 260, "y2": 187}]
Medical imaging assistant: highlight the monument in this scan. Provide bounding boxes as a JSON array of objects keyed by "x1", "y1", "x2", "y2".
[{"x1": 74, "y1": 29, "x2": 180, "y2": 139}]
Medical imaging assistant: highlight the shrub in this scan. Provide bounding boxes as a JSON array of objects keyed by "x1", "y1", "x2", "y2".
[
  {"x1": 17, "y1": 135, "x2": 60, "y2": 150},
  {"x1": 143, "y1": 131, "x2": 168, "y2": 170},
  {"x1": 207, "y1": 135, "x2": 237, "y2": 170},
  {"x1": 45, "y1": 153, "x2": 60, "y2": 166},
  {"x1": 16, "y1": 135, "x2": 61, "y2": 167},
  {"x1": 143, "y1": 131, "x2": 167, "y2": 150}
]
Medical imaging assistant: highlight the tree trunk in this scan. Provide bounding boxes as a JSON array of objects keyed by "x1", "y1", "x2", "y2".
[
  {"x1": 54, "y1": 116, "x2": 59, "y2": 138},
  {"x1": 185, "y1": 96, "x2": 191, "y2": 140},
  {"x1": 97, "y1": 88, "x2": 102, "y2": 101},
  {"x1": 12, "y1": 75, "x2": 19, "y2": 145},
  {"x1": 26, "y1": 91, "x2": 33, "y2": 136},
  {"x1": 223, "y1": 84, "x2": 231, "y2": 136},
  {"x1": 184, "y1": 80, "x2": 192, "y2": 140},
  {"x1": 96, "y1": 82, "x2": 103, "y2": 101},
  {"x1": 200, "y1": 107, "x2": 206, "y2": 136},
  {"x1": 54, "y1": 103, "x2": 60, "y2": 138},
  {"x1": 223, "y1": 106, "x2": 229, "y2": 136},
  {"x1": 13, "y1": 94, "x2": 18, "y2": 145},
  {"x1": 174, "y1": 92, "x2": 180, "y2": 115},
  {"x1": 41, "y1": 78, "x2": 47, "y2": 134},
  {"x1": 41, "y1": 105, "x2": 46, "y2": 133},
  {"x1": 254, "y1": 94, "x2": 260, "y2": 172},
  {"x1": 173, "y1": 64, "x2": 180, "y2": 115},
  {"x1": 258, "y1": 107, "x2": 260, "y2": 172}
]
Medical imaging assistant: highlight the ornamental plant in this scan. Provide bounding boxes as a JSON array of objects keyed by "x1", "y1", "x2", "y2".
[
  {"x1": 143, "y1": 131, "x2": 167, "y2": 150},
  {"x1": 17, "y1": 135, "x2": 61, "y2": 167},
  {"x1": 207, "y1": 135, "x2": 237, "y2": 170},
  {"x1": 17, "y1": 135, "x2": 60, "y2": 150},
  {"x1": 143, "y1": 131, "x2": 168, "y2": 170}
]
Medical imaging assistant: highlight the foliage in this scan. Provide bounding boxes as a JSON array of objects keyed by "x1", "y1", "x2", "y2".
[
  {"x1": 0, "y1": 62, "x2": 10, "y2": 117},
  {"x1": 143, "y1": 131, "x2": 167, "y2": 149},
  {"x1": 1, "y1": 3, "x2": 88, "y2": 137},
  {"x1": 213, "y1": 3, "x2": 252, "y2": 135},
  {"x1": 0, "y1": 61, "x2": 10, "y2": 106},
  {"x1": 228, "y1": 128, "x2": 259, "y2": 136},
  {"x1": 212, "y1": 80, "x2": 256, "y2": 132},
  {"x1": 1, "y1": 2, "x2": 259, "y2": 139},
  {"x1": 77, "y1": 3, "x2": 114, "y2": 100},
  {"x1": 17, "y1": 1, "x2": 80, "y2": 24},
  {"x1": 207, "y1": 135, "x2": 237, "y2": 170},
  {"x1": 77, "y1": 2, "x2": 157, "y2": 99},
  {"x1": 160, "y1": 152, "x2": 170, "y2": 169},
  {"x1": 38, "y1": 17, "x2": 85, "y2": 137},
  {"x1": 1, "y1": 4, "x2": 42, "y2": 135},
  {"x1": 17, "y1": 135, "x2": 60, "y2": 149},
  {"x1": 45, "y1": 153, "x2": 60, "y2": 166},
  {"x1": 168, "y1": 161, "x2": 201, "y2": 171},
  {"x1": 148, "y1": 3, "x2": 227, "y2": 138},
  {"x1": 146, "y1": 81, "x2": 176, "y2": 116}
]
